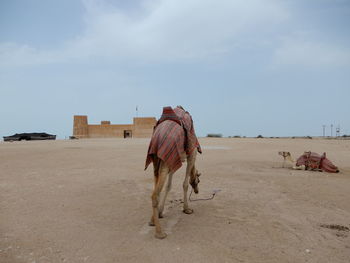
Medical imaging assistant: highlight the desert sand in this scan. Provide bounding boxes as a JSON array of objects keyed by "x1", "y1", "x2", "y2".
[{"x1": 1, "y1": 138, "x2": 349, "y2": 263}]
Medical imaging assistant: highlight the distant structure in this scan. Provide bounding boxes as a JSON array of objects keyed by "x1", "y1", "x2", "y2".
[
  {"x1": 73, "y1": 115, "x2": 157, "y2": 139},
  {"x1": 336, "y1": 125, "x2": 340, "y2": 137}
]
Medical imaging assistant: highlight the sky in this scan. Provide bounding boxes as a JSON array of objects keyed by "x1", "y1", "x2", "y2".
[{"x1": 0, "y1": 0, "x2": 349, "y2": 138}]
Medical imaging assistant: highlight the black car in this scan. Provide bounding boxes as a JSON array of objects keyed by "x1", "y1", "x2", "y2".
[{"x1": 3, "y1": 133, "x2": 56, "y2": 141}]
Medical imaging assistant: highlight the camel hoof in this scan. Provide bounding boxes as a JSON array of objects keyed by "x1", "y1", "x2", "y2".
[
  {"x1": 183, "y1": 208, "x2": 193, "y2": 214},
  {"x1": 155, "y1": 232, "x2": 167, "y2": 239},
  {"x1": 148, "y1": 221, "x2": 155, "y2": 226},
  {"x1": 159, "y1": 212, "x2": 164, "y2": 218}
]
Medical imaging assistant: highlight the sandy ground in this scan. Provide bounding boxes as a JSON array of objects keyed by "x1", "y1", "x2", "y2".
[{"x1": 1, "y1": 138, "x2": 350, "y2": 263}]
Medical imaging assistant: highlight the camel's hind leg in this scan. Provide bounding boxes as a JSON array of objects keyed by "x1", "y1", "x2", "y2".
[
  {"x1": 150, "y1": 161, "x2": 169, "y2": 239},
  {"x1": 158, "y1": 172, "x2": 174, "y2": 218},
  {"x1": 149, "y1": 157, "x2": 160, "y2": 226}
]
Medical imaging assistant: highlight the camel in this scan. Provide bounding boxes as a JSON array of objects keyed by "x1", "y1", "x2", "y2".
[
  {"x1": 278, "y1": 151, "x2": 339, "y2": 173},
  {"x1": 145, "y1": 106, "x2": 202, "y2": 239}
]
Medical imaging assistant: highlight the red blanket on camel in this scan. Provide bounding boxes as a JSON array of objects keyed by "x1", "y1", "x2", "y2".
[
  {"x1": 145, "y1": 106, "x2": 201, "y2": 173},
  {"x1": 296, "y1": 151, "x2": 339, "y2": 173}
]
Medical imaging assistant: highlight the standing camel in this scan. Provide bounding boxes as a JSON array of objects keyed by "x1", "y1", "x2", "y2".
[{"x1": 145, "y1": 106, "x2": 202, "y2": 239}]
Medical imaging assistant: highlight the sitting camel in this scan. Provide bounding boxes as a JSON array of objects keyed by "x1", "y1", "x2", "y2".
[
  {"x1": 145, "y1": 106, "x2": 202, "y2": 239},
  {"x1": 278, "y1": 151, "x2": 339, "y2": 173}
]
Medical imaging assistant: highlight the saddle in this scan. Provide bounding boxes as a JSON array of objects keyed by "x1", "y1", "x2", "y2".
[
  {"x1": 296, "y1": 151, "x2": 339, "y2": 173},
  {"x1": 145, "y1": 106, "x2": 201, "y2": 173}
]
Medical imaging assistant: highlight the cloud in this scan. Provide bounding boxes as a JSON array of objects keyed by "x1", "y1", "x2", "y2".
[
  {"x1": 0, "y1": 0, "x2": 289, "y2": 68},
  {"x1": 272, "y1": 34, "x2": 350, "y2": 69},
  {"x1": 0, "y1": 42, "x2": 50, "y2": 67}
]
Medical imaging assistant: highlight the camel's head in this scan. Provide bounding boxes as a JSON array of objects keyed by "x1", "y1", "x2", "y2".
[
  {"x1": 190, "y1": 169, "x2": 201, "y2": 194},
  {"x1": 278, "y1": 151, "x2": 291, "y2": 158}
]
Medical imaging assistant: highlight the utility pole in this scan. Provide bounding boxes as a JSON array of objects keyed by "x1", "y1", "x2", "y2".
[{"x1": 322, "y1": 125, "x2": 326, "y2": 137}]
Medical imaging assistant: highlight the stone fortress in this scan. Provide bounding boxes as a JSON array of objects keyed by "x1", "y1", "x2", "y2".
[{"x1": 73, "y1": 115, "x2": 157, "y2": 138}]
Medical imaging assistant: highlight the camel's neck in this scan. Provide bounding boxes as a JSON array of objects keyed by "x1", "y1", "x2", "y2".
[{"x1": 287, "y1": 155, "x2": 295, "y2": 163}]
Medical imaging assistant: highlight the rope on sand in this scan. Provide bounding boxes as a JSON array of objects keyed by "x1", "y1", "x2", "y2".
[{"x1": 189, "y1": 189, "x2": 221, "y2": 202}]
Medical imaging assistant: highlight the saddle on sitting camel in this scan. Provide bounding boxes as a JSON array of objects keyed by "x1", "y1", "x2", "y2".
[{"x1": 296, "y1": 151, "x2": 339, "y2": 173}]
